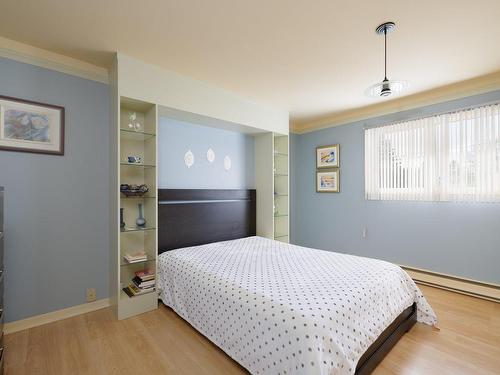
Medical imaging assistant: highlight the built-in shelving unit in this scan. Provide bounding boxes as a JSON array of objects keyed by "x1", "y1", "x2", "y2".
[
  {"x1": 111, "y1": 97, "x2": 158, "y2": 320},
  {"x1": 273, "y1": 134, "x2": 289, "y2": 243},
  {"x1": 109, "y1": 53, "x2": 289, "y2": 321},
  {"x1": 254, "y1": 132, "x2": 290, "y2": 243}
]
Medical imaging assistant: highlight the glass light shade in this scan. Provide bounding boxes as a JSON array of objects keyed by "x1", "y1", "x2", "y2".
[{"x1": 365, "y1": 79, "x2": 409, "y2": 98}]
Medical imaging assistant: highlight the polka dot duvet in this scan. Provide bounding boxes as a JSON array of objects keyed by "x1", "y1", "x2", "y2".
[{"x1": 158, "y1": 236, "x2": 437, "y2": 375}]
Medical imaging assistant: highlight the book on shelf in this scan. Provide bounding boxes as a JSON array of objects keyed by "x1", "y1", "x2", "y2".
[
  {"x1": 135, "y1": 268, "x2": 155, "y2": 282},
  {"x1": 132, "y1": 276, "x2": 155, "y2": 289},
  {"x1": 123, "y1": 250, "x2": 147, "y2": 263},
  {"x1": 122, "y1": 283, "x2": 155, "y2": 298},
  {"x1": 122, "y1": 267, "x2": 156, "y2": 297}
]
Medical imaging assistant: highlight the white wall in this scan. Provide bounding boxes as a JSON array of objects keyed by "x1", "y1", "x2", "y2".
[{"x1": 117, "y1": 53, "x2": 289, "y2": 135}]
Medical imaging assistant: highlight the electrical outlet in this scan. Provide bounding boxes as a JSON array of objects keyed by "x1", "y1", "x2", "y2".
[{"x1": 86, "y1": 288, "x2": 96, "y2": 302}]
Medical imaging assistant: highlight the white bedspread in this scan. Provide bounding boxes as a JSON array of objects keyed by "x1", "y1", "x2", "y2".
[{"x1": 158, "y1": 236, "x2": 437, "y2": 375}]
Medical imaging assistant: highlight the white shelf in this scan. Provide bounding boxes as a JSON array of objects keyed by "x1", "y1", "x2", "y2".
[
  {"x1": 273, "y1": 133, "x2": 289, "y2": 242},
  {"x1": 120, "y1": 258, "x2": 156, "y2": 267},
  {"x1": 274, "y1": 152, "x2": 288, "y2": 157},
  {"x1": 111, "y1": 97, "x2": 159, "y2": 320},
  {"x1": 120, "y1": 195, "x2": 156, "y2": 199},
  {"x1": 120, "y1": 162, "x2": 156, "y2": 168},
  {"x1": 120, "y1": 226, "x2": 156, "y2": 233},
  {"x1": 120, "y1": 128, "x2": 156, "y2": 141}
]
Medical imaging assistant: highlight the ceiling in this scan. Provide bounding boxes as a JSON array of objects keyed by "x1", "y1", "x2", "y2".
[{"x1": 1, "y1": 0, "x2": 500, "y2": 130}]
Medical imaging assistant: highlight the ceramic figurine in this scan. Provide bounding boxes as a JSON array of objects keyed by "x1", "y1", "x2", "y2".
[
  {"x1": 136, "y1": 203, "x2": 146, "y2": 227},
  {"x1": 128, "y1": 112, "x2": 141, "y2": 131}
]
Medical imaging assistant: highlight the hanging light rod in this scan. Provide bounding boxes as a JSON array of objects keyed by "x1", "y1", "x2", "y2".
[{"x1": 365, "y1": 21, "x2": 408, "y2": 98}]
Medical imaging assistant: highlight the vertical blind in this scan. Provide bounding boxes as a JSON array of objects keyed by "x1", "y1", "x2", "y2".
[{"x1": 365, "y1": 103, "x2": 500, "y2": 202}]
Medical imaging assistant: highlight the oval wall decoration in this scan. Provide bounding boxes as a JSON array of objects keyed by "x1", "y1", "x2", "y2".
[
  {"x1": 224, "y1": 155, "x2": 232, "y2": 171},
  {"x1": 184, "y1": 150, "x2": 194, "y2": 168},
  {"x1": 207, "y1": 148, "x2": 215, "y2": 163}
]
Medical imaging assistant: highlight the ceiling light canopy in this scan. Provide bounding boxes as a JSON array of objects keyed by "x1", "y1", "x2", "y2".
[{"x1": 365, "y1": 22, "x2": 408, "y2": 98}]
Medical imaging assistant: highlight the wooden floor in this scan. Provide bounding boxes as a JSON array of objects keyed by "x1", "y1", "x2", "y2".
[{"x1": 5, "y1": 285, "x2": 500, "y2": 375}]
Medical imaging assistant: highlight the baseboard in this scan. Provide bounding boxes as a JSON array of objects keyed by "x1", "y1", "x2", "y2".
[
  {"x1": 4, "y1": 267, "x2": 498, "y2": 334},
  {"x1": 4, "y1": 298, "x2": 110, "y2": 335},
  {"x1": 402, "y1": 266, "x2": 500, "y2": 303}
]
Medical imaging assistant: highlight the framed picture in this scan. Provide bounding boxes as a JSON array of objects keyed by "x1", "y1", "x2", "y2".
[
  {"x1": 316, "y1": 169, "x2": 339, "y2": 193},
  {"x1": 0, "y1": 95, "x2": 65, "y2": 155},
  {"x1": 316, "y1": 144, "x2": 339, "y2": 168}
]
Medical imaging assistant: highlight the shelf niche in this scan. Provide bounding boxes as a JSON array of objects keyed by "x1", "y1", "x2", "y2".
[
  {"x1": 273, "y1": 134, "x2": 289, "y2": 243},
  {"x1": 254, "y1": 132, "x2": 290, "y2": 243},
  {"x1": 111, "y1": 96, "x2": 158, "y2": 320}
]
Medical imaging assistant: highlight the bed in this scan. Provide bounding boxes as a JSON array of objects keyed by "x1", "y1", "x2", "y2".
[{"x1": 157, "y1": 189, "x2": 437, "y2": 375}]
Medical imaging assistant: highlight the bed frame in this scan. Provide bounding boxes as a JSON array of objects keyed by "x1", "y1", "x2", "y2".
[
  {"x1": 157, "y1": 189, "x2": 417, "y2": 374},
  {"x1": 158, "y1": 189, "x2": 256, "y2": 253}
]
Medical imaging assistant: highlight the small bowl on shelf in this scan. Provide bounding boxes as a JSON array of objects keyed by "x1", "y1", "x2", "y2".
[
  {"x1": 126, "y1": 156, "x2": 142, "y2": 164},
  {"x1": 120, "y1": 184, "x2": 149, "y2": 197}
]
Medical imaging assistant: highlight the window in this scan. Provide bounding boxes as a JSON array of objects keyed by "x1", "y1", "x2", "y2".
[{"x1": 365, "y1": 103, "x2": 500, "y2": 202}]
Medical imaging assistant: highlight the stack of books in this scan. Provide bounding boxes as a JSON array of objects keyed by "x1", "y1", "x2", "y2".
[
  {"x1": 123, "y1": 250, "x2": 147, "y2": 264},
  {"x1": 122, "y1": 268, "x2": 155, "y2": 298},
  {"x1": 134, "y1": 269, "x2": 155, "y2": 283}
]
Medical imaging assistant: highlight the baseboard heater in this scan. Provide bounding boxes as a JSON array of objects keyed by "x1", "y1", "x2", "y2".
[{"x1": 402, "y1": 266, "x2": 500, "y2": 303}]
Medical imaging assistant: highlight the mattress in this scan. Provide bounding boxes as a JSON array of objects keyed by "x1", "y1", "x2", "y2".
[{"x1": 158, "y1": 236, "x2": 437, "y2": 375}]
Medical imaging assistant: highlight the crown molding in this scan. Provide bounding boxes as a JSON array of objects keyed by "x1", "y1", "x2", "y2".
[
  {"x1": 0, "y1": 36, "x2": 108, "y2": 84},
  {"x1": 291, "y1": 71, "x2": 500, "y2": 134}
]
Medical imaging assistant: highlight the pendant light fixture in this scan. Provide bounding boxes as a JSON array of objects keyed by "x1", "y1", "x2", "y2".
[{"x1": 365, "y1": 22, "x2": 408, "y2": 98}]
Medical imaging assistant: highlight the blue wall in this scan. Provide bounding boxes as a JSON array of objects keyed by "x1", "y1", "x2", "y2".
[
  {"x1": 1, "y1": 53, "x2": 497, "y2": 324},
  {"x1": 0, "y1": 58, "x2": 110, "y2": 322},
  {"x1": 292, "y1": 90, "x2": 500, "y2": 284},
  {"x1": 0, "y1": 61, "x2": 255, "y2": 323},
  {"x1": 289, "y1": 133, "x2": 299, "y2": 244},
  {"x1": 158, "y1": 118, "x2": 255, "y2": 189}
]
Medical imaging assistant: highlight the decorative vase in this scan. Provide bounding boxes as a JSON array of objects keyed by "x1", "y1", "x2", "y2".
[
  {"x1": 120, "y1": 208, "x2": 126, "y2": 228},
  {"x1": 136, "y1": 203, "x2": 146, "y2": 227}
]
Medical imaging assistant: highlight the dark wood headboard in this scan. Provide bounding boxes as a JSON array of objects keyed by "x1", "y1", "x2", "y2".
[{"x1": 158, "y1": 189, "x2": 256, "y2": 254}]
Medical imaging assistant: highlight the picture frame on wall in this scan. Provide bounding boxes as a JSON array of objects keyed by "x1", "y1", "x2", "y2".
[
  {"x1": 316, "y1": 169, "x2": 339, "y2": 193},
  {"x1": 0, "y1": 95, "x2": 65, "y2": 155},
  {"x1": 316, "y1": 144, "x2": 339, "y2": 168}
]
